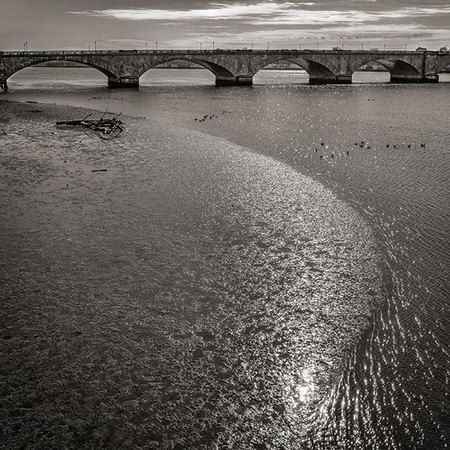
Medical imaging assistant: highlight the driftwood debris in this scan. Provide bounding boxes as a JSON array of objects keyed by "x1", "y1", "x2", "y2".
[{"x1": 56, "y1": 112, "x2": 124, "y2": 136}]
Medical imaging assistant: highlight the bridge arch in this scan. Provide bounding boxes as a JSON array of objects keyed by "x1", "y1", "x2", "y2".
[
  {"x1": 140, "y1": 59, "x2": 215, "y2": 85},
  {"x1": 253, "y1": 59, "x2": 309, "y2": 84},
  {"x1": 3, "y1": 57, "x2": 119, "y2": 85},
  {"x1": 438, "y1": 62, "x2": 450, "y2": 82},
  {"x1": 138, "y1": 57, "x2": 236, "y2": 86},
  {"x1": 437, "y1": 55, "x2": 450, "y2": 74},
  {"x1": 350, "y1": 57, "x2": 421, "y2": 83},
  {"x1": 252, "y1": 56, "x2": 338, "y2": 84},
  {"x1": 352, "y1": 59, "x2": 394, "y2": 83}
]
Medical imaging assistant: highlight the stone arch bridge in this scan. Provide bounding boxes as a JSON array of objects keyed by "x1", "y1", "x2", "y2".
[{"x1": 1, "y1": 49, "x2": 449, "y2": 90}]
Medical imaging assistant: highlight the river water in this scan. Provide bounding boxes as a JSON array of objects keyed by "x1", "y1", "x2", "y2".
[{"x1": 3, "y1": 67, "x2": 450, "y2": 449}]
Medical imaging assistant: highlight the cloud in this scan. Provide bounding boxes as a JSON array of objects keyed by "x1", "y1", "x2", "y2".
[
  {"x1": 71, "y1": 2, "x2": 450, "y2": 25},
  {"x1": 70, "y1": 2, "x2": 314, "y2": 21},
  {"x1": 247, "y1": 6, "x2": 450, "y2": 25}
]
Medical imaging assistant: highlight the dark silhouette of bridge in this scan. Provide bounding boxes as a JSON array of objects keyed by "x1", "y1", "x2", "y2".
[{"x1": 1, "y1": 49, "x2": 450, "y2": 90}]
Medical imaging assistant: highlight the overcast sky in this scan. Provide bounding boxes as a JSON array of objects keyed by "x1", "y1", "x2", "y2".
[{"x1": 1, "y1": 0, "x2": 449, "y2": 51}]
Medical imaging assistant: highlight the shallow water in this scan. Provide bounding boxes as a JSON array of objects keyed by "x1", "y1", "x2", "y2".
[{"x1": 3, "y1": 68, "x2": 450, "y2": 448}]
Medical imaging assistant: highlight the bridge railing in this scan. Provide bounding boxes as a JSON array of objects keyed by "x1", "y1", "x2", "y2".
[{"x1": 0, "y1": 49, "x2": 443, "y2": 56}]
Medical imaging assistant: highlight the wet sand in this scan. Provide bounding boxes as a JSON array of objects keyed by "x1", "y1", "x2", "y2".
[{"x1": 0, "y1": 100, "x2": 381, "y2": 448}]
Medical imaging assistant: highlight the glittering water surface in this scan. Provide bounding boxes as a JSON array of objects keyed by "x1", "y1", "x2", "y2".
[{"x1": 3, "y1": 68, "x2": 450, "y2": 448}]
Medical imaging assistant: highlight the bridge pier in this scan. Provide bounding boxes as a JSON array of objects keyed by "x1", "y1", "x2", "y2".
[
  {"x1": 215, "y1": 76, "x2": 253, "y2": 86},
  {"x1": 108, "y1": 77, "x2": 139, "y2": 88},
  {"x1": 0, "y1": 79, "x2": 7, "y2": 91}
]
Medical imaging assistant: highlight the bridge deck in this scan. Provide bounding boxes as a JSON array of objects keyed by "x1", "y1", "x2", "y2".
[{"x1": 1, "y1": 49, "x2": 443, "y2": 56}]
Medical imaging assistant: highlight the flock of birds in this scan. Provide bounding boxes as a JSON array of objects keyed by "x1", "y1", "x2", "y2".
[
  {"x1": 314, "y1": 140, "x2": 427, "y2": 159},
  {"x1": 194, "y1": 114, "x2": 218, "y2": 122},
  {"x1": 193, "y1": 110, "x2": 230, "y2": 122},
  {"x1": 191, "y1": 108, "x2": 428, "y2": 160}
]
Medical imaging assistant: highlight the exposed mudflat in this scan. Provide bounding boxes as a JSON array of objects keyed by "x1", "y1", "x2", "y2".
[{"x1": 0, "y1": 101, "x2": 381, "y2": 449}]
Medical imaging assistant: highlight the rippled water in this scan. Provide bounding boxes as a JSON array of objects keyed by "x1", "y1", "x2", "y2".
[{"x1": 3, "y1": 68, "x2": 450, "y2": 448}]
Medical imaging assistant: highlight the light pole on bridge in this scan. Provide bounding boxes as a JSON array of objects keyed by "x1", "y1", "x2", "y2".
[
  {"x1": 94, "y1": 41, "x2": 97, "y2": 51},
  {"x1": 145, "y1": 42, "x2": 148, "y2": 51},
  {"x1": 155, "y1": 41, "x2": 158, "y2": 51}
]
